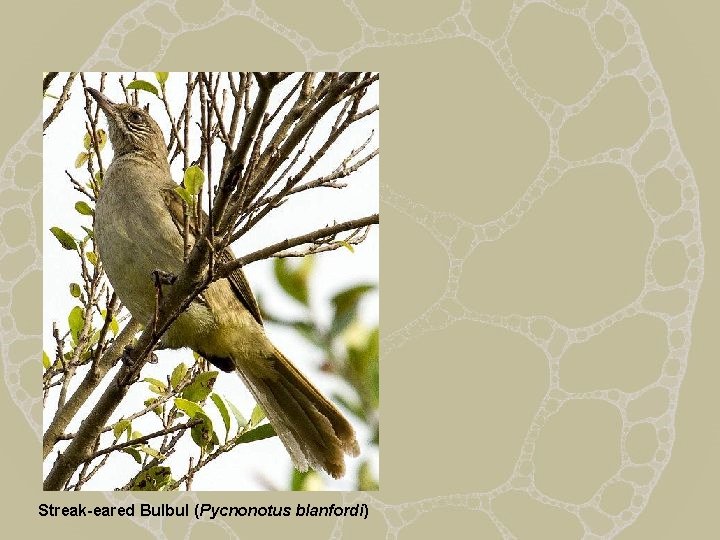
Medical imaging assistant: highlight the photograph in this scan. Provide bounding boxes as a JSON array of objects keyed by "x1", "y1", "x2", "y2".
[{"x1": 41, "y1": 72, "x2": 379, "y2": 491}]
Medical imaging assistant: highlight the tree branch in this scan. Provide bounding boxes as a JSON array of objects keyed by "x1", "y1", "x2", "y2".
[
  {"x1": 86, "y1": 419, "x2": 202, "y2": 461},
  {"x1": 43, "y1": 72, "x2": 77, "y2": 131},
  {"x1": 222, "y1": 214, "x2": 379, "y2": 276}
]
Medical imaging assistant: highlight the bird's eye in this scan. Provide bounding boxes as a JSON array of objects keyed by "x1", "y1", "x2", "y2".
[{"x1": 128, "y1": 111, "x2": 143, "y2": 123}]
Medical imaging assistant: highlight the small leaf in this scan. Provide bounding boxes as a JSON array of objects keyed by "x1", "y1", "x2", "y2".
[
  {"x1": 210, "y1": 393, "x2": 230, "y2": 437},
  {"x1": 69, "y1": 282, "x2": 81, "y2": 298},
  {"x1": 144, "y1": 398, "x2": 163, "y2": 417},
  {"x1": 357, "y1": 460, "x2": 379, "y2": 491},
  {"x1": 236, "y1": 423, "x2": 276, "y2": 444},
  {"x1": 291, "y1": 320, "x2": 322, "y2": 346},
  {"x1": 50, "y1": 227, "x2": 77, "y2": 251},
  {"x1": 109, "y1": 316, "x2": 119, "y2": 336},
  {"x1": 142, "y1": 377, "x2": 167, "y2": 393},
  {"x1": 190, "y1": 412, "x2": 218, "y2": 451},
  {"x1": 174, "y1": 397, "x2": 203, "y2": 418},
  {"x1": 155, "y1": 72, "x2": 169, "y2": 86},
  {"x1": 139, "y1": 445, "x2": 164, "y2": 460},
  {"x1": 68, "y1": 306, "x2": 84, "y2": 343},
  {"x1": 225, "y1": 398, "x2": 247, "y2": 431},
  {"x1": 250, "y1": 403, "x2": 266, "y2": 427},
  {"x1": 183, "y1": 165, "x2": 205, "y2": 195},
  {"x1": 129, "y1": 466, "x2": 173, "y2": 491},
  {"x1": 339, "y1": 240, "x2": 355, "y2": 253},
  {"x1": 148, "y1": 385, "x2": 165, "y2": 397},
  {"x1": 291, "y1": 469, "x2": 313, "y2": 491},
  {"x1": 86, "y1": 252, "x2": 98, "y2": 266},
  {"x1": 170, "y1": 362, "x2": 188, "y2": 389},
  {"x1": 126, "y1": 79, "x2": 159, "y2": 96},
  {"x1": 330, "y1": 283, "x2": 375, "y2": 336},
  {"x1": 274, "y1": 257, "x2": 313, "y2": 306},
  {"x1": 42, "y1": 351, "x2": 51, "y2": 369},
  {"x1": 174, "y1": 186, "x2": 193, "y2": 207},
  {"x1": 96, "y1": 129, "x2": 107, "y2": 150},
  {"x1": 83, "y1": 129, "x2": 107, "y2": 151},
  {"x1": 113, "y1": 418, "x2": 132, "y2": 440},
  {"x1": 94, "y1": 171, "x2": 104, "y2": 189},
  {"x1": 122, "y1": 448, "x2": 142, "y2": 464},
  {"x1": 81, "y1": 225, "x2": 94, "y2": 239},
  {"x1": 75, "y1": 152, "x2": 89, "y2": 168},
  {"x1": 74, "y1": 200, "x2": 93, "y2": 216},
  {"x1": 181, "y1": 370, "x2": 218, "y2": 402}
]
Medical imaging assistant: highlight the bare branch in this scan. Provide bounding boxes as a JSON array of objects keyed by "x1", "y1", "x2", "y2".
[
  {"x1": 43, "y1": 72, "x2": 78, "y2": 131},
  {"x1": 86, "y1": 419, "x2": 202, "y2": 461},
  {"x1": 43, "y1": 72, "x2": 59, "y2": 93},
  {"x1": 223, "y1": 213, "x2": 379, "y2": 274}
]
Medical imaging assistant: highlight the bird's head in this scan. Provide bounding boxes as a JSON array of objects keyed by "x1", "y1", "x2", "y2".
[{"x1": 86, "y1": 88, "x2": 167, "y2": 160}]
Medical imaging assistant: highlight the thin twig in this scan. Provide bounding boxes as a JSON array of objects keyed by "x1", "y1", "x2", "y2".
[{"x1": 44, "y1": 72, "x2": 78, "y2": 131}]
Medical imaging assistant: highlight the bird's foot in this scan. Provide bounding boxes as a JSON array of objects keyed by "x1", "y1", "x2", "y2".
[
  {"x1": 152, "y1": 269, "x2": 178, "y2": 287},
  {"x1": 117, "y1": 345, "x2": 158, "y2": 387}
]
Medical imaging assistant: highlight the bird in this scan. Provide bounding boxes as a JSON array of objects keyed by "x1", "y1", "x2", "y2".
[{"x1": 86, "y1": 88, "x2": 359, "y2": 479}]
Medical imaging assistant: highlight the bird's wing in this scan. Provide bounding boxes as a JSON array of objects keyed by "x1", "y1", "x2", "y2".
[{"x1": 160, "y1": 187, "x2": 264, "y2": 327}]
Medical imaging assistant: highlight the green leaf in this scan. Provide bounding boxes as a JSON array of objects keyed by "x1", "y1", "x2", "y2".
[
  {"x1": 170, "y1": 362, "x2": 188, "y2": 389},
  {"x1": 236, "y1": 423, "x2": 276, "y2": 444},
  {"x1": 81, "y1": 225, "x2": 94, "y2": 239},
  {"x1": 181, "y1": 370, "x2": 218, "y2": 402},
  {"x1": 174, "y1": 186, "x2": 193, "y2": 207},
  {"x1": 174, "y1": 397, "x2": 203, "y2": 418},
  {"x1": 74, "y1": 200, "x2": 93, "y2": 216},
  {"x1": 69, "y1": 282, "x2": 81, "y2": 298},
  {"x1": 50, "y1": 226, "x2": 77, "y2": 251},
  {"x1": 109, "y1": 316, "x2": 119, "y2": 336},
  {"x1": 274, "y1": 257, "x2": 313, "y2": 306},
  {"x1": 86, "y1": 252, "x2": 98, "y2": 266},
  {"x1": 290, "y1": 320, "x2": 322, "y2": 346},
  {"x1": 331, "y1": 284, "x2": 375, "y2": 336},
  {"x1": 332, "y1": 392, "x2": 364, "y2": 421},
  {"x1": 357, "y1": 460, "x2": 379, "y2": 491},
  {"x1": 250, "y1": 403, "x2": 266, "y2": 427},
  {"x1": 291, "y1": 469, "x2": 313, "y2": 491},
  {"x1": 75, "y1": 151, "x2": 89, "y2": 168},
  {"x1": 42, "y1": 351, "x2": 51, "y2": 369},
  {"x1": 129, "y1": 466, "x2": 173, "y2": 491},
  {"x1": 68, "y1": 306, "x2": 84, "y2": 343},
  {"x1": 83, "y1": 130, "x2": 107, "y2": 151},
  {"x1": 155, "y1": 72, "x2": 169, "y2": 86},
  {"x1": 139, "y1": 445, "x2": 164, "y2": 460},
  {"x1": 144, "y1": 398, "x2": 163, "y2": 417},
  {"x1": 96, "y1": 128, "x2": 107, "y2": 150},
  {"x1": 210, "y1": 393, "x2": 231, "y2": 437},
  {"x1": 225, "y1": 398, "x2": 247, "y2": 431},
  {"x1": 126, "y1": 79, "x2": 159, "y2": 96},
  {"x1": 340, "y1": 240, "x2": 355, "y2": 253},
  {"x1": 122, "y1": 448, "x2": 142, "y2": 464},
  {"x1": 183, "y1": 165, "x2": 205, "y2": 195},
  {"x1": 112, "y1": 418, "x2": 132, "y2": 440},
  {"x1": 190, "y1": 412, "x2": 218, "y2": 451},
  {"x1": 143, "y1": 377, "x2": 167, "y2": 393}
]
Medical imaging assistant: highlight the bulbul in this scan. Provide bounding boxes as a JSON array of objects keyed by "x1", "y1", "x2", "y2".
[{"x1": 87, "y1": 88, "x2": 359, "y2": 479}]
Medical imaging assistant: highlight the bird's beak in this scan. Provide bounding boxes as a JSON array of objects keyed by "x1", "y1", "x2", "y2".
[{"x1": 86, "y1": 88, "x2": 116, "y2": 116}]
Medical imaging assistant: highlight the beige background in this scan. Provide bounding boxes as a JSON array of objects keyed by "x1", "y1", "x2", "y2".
[{"x1": 1, "y1": 0, "x2": 719, "y2": 538}]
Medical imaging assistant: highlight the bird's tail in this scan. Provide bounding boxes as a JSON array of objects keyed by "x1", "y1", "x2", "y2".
[{"x1": 233, "y1": 346, "x2": 359, "y2": 479}]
